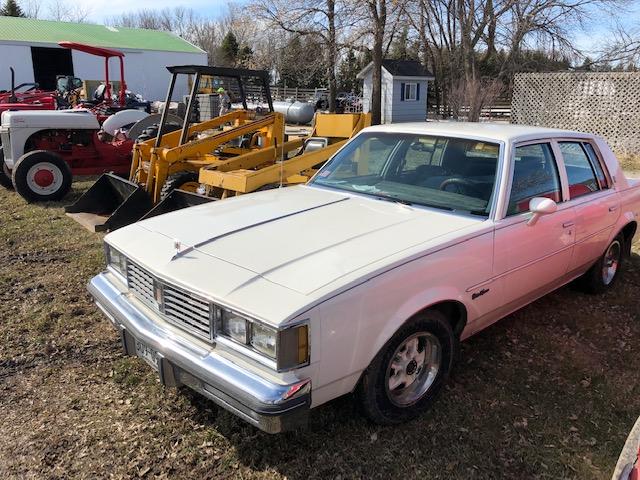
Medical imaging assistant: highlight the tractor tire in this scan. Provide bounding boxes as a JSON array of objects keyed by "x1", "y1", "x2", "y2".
[
  {"x1": 160, "y1": 171, "x2": 200, "y2": 200},
  {"x1": 12, "y1": 150, "x2": 73, "y2": 202},
  {"x1": 0, "y1": 147, "x2": 13, "y2": 189},
  {"x1": 135, "y1": 123, "x2": 181, "y2": 143}
]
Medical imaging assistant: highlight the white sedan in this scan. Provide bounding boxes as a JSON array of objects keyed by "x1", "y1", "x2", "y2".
[{"x1": 89, "y1": 122, "x2": 640, "y2": 433}]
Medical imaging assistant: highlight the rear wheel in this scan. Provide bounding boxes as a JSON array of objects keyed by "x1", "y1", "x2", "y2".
[
  {"x1": 578, "y1": 233, "x2": 626, "y2": 294},
  {"x1": 12, "y1": 150, "x2": 72, "y2": 202},
  {"x1": 160, "y1": 171, "x2": 200, "y2": 200},
  {"x1": 0, "y1": 147, "x2": 13, "y2": 189},
  {"x1": 357, "y1": 310, "x2": 457, "y2": 425}
]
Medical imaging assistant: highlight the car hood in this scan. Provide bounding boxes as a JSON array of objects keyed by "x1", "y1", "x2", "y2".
[{"x1": 128, "y1": 186, "x2": 482, "y2": 296}]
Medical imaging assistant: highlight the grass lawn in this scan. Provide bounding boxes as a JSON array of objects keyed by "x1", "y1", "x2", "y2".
[{"x1": 0, "y1": 180, "x2": 638, "y2": 479}]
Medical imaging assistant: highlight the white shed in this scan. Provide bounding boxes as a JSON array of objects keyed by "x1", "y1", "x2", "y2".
[
  {"x1": 0, "y1": 16, "x2": 207, "y2": 102},
  {"x1": 357, "y1": 60, "x2": 434, "y2": 124}
]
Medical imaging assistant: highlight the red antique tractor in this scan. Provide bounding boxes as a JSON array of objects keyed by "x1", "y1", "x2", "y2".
[
  {"x1": 0, "y1": 67, "x2": 57, "y2": 115},
  {"x1": 0, "y1": 42, "x2": 163, "y2": 200}
]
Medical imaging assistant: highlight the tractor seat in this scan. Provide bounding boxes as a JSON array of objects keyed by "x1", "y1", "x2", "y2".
[{"x1": 298, "y1": 137, "x2": 329, "y2": 155}]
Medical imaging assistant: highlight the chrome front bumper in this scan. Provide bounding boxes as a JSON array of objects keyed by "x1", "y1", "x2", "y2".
[{"x1": 88, "y1": 273, "x2": 311, "y2": 433}]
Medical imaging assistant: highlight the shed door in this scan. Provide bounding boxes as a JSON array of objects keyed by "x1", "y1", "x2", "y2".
[{"x1": 31, "y1": 47, "x2": 74, "y2": 91}]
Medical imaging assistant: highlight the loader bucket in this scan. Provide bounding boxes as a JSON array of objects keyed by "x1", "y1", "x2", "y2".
[
  {"x1": 141, "y1": 189, "x2": 216, "y2": 220},
  {"x1": 64, "y1": 173, "x2": 153, "y2": 232}
]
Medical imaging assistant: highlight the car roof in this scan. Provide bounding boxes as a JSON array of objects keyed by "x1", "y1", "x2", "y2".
[{"x1": 363, "y1": 122, "x2": 595, "y2": 144}]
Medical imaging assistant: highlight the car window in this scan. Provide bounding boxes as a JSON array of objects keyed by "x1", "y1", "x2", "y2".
[
  {"x1": 327, "y1": 135, "x2": 398, "y2": 180},
  {"x1": 582, "y1": 142, "x2": 608, "y2": 189},
  {"x1": 559, "y1": 142, "x2": 601, "y2": 199},
  {"x1": 508, "y1": 143, "x2": 561, "y2": 216},
  {"x1": 312, "y1": 132, "x2": 500, "y2": 216}
]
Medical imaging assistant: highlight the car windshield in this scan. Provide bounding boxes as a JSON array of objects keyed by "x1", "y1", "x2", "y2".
[{"x1": 311, "y1": 132, "x2": 501, "y2": 216}]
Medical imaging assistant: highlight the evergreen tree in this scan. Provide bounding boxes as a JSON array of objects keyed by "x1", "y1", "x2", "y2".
[
  {"x1": 390, "y1": 26, "x2": 409, "y2": 60},
  {"x1": 220, "y1": 31, "x2": 239, "y2": 66},
  {"x1": 337, "y1": 49, "x2": 365, "y2": 93},
  {"x1": 238, "y1": 45, "x2": 253, "y2": 66},
  {"x1": 1, "y1": 0, "x2": 26, "y2": 17}
]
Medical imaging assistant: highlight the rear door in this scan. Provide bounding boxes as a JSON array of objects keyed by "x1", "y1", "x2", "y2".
[
  {"x1": 555, "y1": 140, "x2": 620, "y2": 271},
  {"x1": 493, "y1": 141, "x2": 576, "y2": 306}
]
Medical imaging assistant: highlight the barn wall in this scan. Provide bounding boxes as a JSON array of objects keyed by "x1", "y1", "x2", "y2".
[
  {"x1": 391, "y1": 79, "x2": 428, "y2": 123},
  {"x1": 0, "y1": 44, "x2": 34, "y2": 88}
]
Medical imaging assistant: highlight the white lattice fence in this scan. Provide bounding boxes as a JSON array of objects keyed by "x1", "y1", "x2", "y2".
[{"x1": 511, "y1": 72, "x2": 640, "y2": 154}]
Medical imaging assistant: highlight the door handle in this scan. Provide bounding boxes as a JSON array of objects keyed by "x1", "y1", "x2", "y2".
[
  {"x1": 609, "y1": 206, "x2": 618, "y2": 212},
  {"x1": 562, "y1": 221, "x2": 575, "y2": 228}
]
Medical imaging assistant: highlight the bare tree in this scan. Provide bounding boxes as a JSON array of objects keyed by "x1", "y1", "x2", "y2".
[
  {"x1": 21, "y1": 0, "x2": 40, "y2": 18},
  {"x1": 47, "y1": 0, "x2": 91, "y2": 22},
  {"x1": 596, "y1": 21, "x2": 640, "y2": 67},
  {"x1": 251, "y1": 0, "x2": 349, "y2": 112}
]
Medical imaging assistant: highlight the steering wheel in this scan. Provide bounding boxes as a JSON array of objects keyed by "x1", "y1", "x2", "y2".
[{"x1": 439, "y1": 177, "x2": 485, "y2": 198}]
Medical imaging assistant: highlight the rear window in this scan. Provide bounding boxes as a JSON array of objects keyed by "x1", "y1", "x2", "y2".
[{"x1": 559, "y1": 142, "x2": 601, "y2": 199}]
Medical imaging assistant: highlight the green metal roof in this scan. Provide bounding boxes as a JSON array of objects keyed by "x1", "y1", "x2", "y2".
[{"x1": 0, "y1": 16, "x2": 204, "y2": 54}]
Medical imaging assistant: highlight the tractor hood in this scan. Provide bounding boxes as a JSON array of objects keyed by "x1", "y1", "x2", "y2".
[
  {"x1": 106, "y1": 186, "x2": 483, "y2": 322},
  {"x1": 0, "y1": 109, "x2": 100, "y2": 129}
]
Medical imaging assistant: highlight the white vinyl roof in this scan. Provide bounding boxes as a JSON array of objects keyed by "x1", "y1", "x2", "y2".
[{"x1": 363, "y1": 121, "x2": 595, "y2": 143}]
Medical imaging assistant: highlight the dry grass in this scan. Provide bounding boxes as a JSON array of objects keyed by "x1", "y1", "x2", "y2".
[
  {"x1": 0, "y1": 180, "x2": 639, "y2": 479},
  {"x1": 616, "y1": 153, "x2": 640, "y2": 177}
]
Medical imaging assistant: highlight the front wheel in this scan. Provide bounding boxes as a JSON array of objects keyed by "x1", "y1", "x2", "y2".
[
  {"x1": 12, "y1": 150, "x2": 73, "y2": 202},
  {"x1": 357, "y1": 310, "x2": 458, "y2": 425},
  {"x1": 578, "y1": 233, "x2": 626, "y2": 294}
]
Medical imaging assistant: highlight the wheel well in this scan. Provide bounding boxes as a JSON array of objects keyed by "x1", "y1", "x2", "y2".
[
  {"x1": 419, "y1": 300, "x2": 467, "y2": 338},
  {"x1": 621, "y1": 222, "x2": 637, "y2": 250}
]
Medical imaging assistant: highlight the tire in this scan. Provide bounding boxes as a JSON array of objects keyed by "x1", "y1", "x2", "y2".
[
  {"x1": 12, "y1": 150, "x2": 73, "y2": 202},
  {"x1": 160, "y1": 171, "x2": 200, "y2": 200},
  {"x1": 577, "y1": 233, "x2": 626, "y2": 294},
  {"x1": 0, "y1": 147, "x2": 13, "y2": 189},
  {"x1": 357, "y1": 310, "x2": 458, "y2": 425},
  {"x1": 135, "y1": 123, "x2": 180, "y2": 143}
]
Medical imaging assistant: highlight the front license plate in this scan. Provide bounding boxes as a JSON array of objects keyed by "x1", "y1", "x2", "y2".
[{"x1": 135, "y1": 339, "x2": 159, "y2": 371}]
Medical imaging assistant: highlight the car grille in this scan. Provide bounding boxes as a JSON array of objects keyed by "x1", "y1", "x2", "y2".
[{"x1": 126, "y1": 261, "x2": 213, "y2": 341}]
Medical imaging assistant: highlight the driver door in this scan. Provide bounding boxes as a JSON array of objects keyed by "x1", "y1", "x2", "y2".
[{"x1": 493, "y1": 141, "x2": 576, "y2": 307}]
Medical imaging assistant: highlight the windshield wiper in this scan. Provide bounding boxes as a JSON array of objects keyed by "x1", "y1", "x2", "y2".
[{"x1": 465, "y1": 209, "x2": 490, "y2": 217}]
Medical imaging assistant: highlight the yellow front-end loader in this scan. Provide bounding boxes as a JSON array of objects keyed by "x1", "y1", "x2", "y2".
[
  {"x1": 65, "y1": 65, "x2": 371, "y2": 232},
  {"x1": 65, "y1": 65, "x2": 281, "y2": 231}
]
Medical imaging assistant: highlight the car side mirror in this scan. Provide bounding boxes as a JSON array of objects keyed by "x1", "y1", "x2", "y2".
[{"x1": 527, "y1": 197, "x2": 557, "y2": 226}]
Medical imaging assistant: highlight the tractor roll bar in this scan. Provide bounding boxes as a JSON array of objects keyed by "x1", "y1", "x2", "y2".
[
  {"x1": 58, "y1": 41, "x2": 127, "y2": 106},
  {"x1": 165, "y1": 65, "x2": 274, "y2": 112},
  {"x1": 156, "y1": 65, "x2": 275, "y2": 149}
]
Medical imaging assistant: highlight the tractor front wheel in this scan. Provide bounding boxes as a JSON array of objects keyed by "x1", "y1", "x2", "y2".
[
  {"x1": 12, "y1": 150, "x2": 73, "y2": 202},
  {"x1": 160, "y1": 172, "x2": 200, "y2": 200},
  {"x1": 0, "y1": 147, "x2": 13, "y2": 189}
]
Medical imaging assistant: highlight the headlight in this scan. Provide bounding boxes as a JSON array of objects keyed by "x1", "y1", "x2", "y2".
[
  {"x1": 220, "y1": 309, "x2": 249, "y2": 343},
  {"x1": 251, "y1": 322, "x2": 277, "y2": 358},
  {"x1": 105, "y1": 244, "x2": 127, "y2": 277},
  {"x1": 218, "y1": 309, "x2": 309, "y2": 370}
]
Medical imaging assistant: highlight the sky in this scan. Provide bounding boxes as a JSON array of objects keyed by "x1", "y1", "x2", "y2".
[
  {"x1": 22, "y1": 0, "x2": 640, "y2": 58},
  {"x1": 28, "y1": 0, "x2": 235, "y2": 23}
]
